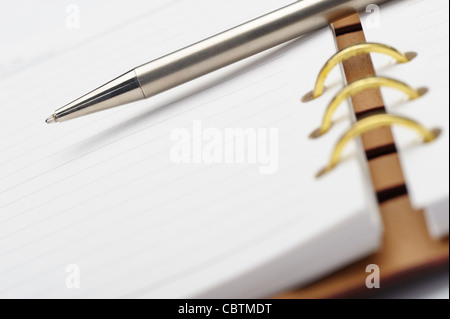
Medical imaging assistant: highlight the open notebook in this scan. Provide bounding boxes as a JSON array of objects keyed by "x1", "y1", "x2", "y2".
[{"x1": 0, "y1": 0, "x2": 447, "y2": 298}]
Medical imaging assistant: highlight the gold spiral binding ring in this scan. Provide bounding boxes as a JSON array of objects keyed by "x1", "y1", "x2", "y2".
[
  {"x1": 316, "y1": 114, "x2": 441, "y2": 178},
  {"x1": 309, "y1": 76, "x2": 428, "y2": 138},
  {"x1": 302, "y1": 42, "x2": 416, "y2": 102}
]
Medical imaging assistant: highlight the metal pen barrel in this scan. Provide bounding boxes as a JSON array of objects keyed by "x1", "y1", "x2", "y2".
[
  {"x1": 136, "y1": 0, "x2": 387, "y2": 98},
  {"x1": 47, "y1": 0, "x2": 390, "y2": 123}
]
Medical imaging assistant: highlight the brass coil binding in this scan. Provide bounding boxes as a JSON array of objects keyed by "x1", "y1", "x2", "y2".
[
  {"x1": 316, "y1": 114, "x2": 441, "y2": 177},
  {"x1": 309, "y1": 76, "x2": 427, "y2": 138},
  {"x1": 302, "y1": 42, "x2": 417, "y2": 102},
  {"x1": 304, "y1": 42, "x2": 441, "y2": 177}
]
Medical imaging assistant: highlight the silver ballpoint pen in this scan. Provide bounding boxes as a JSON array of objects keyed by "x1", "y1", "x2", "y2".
[{"x1": 45, "y1": 0, "x2": 390, "y2": 124}]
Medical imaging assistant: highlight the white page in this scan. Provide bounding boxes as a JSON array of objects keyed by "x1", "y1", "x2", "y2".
[
  {"x1": 0, "y1": 0, "x2": 382, "y2": 298},
  {"x1": 363, "y1": 0, "x2": 449, "y2": 238}
]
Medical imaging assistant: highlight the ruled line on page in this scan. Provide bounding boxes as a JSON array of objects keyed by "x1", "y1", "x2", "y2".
[
  {"x1": 0, "y1": 96, "x2": 289, "y2": 234},
  {"x1": 0, "y1": 70, "x2": 286, "y2": 187},
  {"x1": 2, "y1": 153, "x2": 301, "y2": 297},
  {"x1": 1, "y1": 105, "x2": 296, "y2": 264},
  {"x1": 0, "y1": 131, "x2": 299, "y2": 291},
  {"x1": 413, "y1": 5, "x2": 448, "y2": 19},
  {"x1": 38, "y1": 201, "x2": 304, "y2": 298},
  {"x1": 0, "y1": 50, "x2": 287, "y2": 162},
  {"x1": 0, "y1": 163, "x2": 251, "y2": 268},
  {"x1": 0, "y1": 95, "x2": 291, "y2": 236},
  {"x1": 0, "y1": 114, "x2": 292, "y2": 259},
  {"x1": 121, "y1": 213, "x2": 304, "y2": 299},
  {"x1": 0, "y1": 111, "x2": 295, "y2": 266},
  {"x1": 92, "y1": 199, "x2": 305, "y2": 298},
  {"x1": 0, "y1": 81, "x2": 286, "y2": 208}
]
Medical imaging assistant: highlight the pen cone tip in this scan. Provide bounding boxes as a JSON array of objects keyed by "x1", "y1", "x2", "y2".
[{"x1": 45, "y1": 115, "x2": 56, "y2": 124}]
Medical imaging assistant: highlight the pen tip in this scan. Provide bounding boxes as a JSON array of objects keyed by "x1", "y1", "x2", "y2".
[{"x1": 45, "y1": 115, "x2": 56, "y2": 124}]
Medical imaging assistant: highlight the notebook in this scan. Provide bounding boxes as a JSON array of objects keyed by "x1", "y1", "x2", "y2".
[
  {"x1": 0, "y1": 0, "x2": 447, "y2": 298},
  {"x1": 279, "y1": 0, "x2": 449, "y2": 298}
]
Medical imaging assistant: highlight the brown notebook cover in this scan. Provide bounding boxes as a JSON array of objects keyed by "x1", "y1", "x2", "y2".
[{"x1": 275, "y1": 13, "x2": 449, "y2": 299}]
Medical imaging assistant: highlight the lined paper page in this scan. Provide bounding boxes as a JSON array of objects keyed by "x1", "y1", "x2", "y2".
[
  {"x1": 364, "y1": 0, "x2": 449, "y2": 238},
  {"x1": 0, "y1": 0, "x2": 382, "y2": 298}
]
